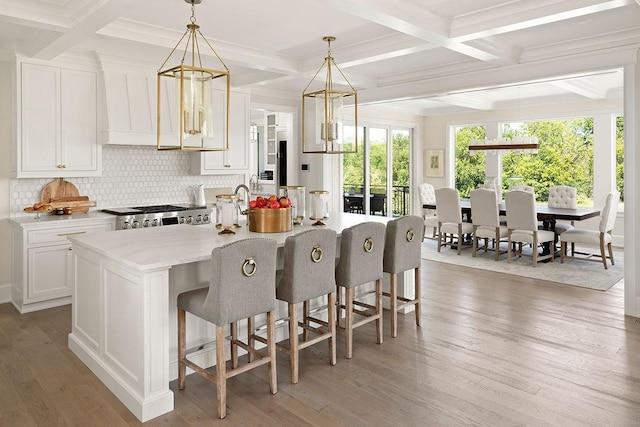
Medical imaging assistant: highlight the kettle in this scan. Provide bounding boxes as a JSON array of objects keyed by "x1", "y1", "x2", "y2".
[{"x1": 191, "y1": 184, "x2": 206, "y2": 206}]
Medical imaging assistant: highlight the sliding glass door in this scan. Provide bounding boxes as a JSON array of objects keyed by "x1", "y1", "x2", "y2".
[{"x1": 342, "y1": 125, "x2": 411, "y2": 217}]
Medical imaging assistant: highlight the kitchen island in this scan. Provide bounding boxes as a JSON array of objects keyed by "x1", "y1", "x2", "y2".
[{"x1": 67, "y1": 213, "x2": 402, "y2": 422}]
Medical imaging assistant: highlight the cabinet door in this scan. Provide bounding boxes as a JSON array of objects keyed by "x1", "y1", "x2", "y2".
[
  {"x1": 21, "y1": 63, "x2": 60, "y2": 172},
  {"x1": 225, "y1": 91, "x2": 249, "y2": 170},
  {"x1": 193, "y1": 90, "x2": 249, "y2": 174},
  {"x1": 18, "y1": 63, "x2": 100, "y2": 177},
  {"x1": 27, "y1": 243, "x2": 72, "y2": 303},
  {"x1": 61, "y1": 69, "x2": 98, "y2": 171}
]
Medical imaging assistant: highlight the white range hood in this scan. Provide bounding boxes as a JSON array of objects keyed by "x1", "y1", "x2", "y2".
[{"x1": 96, "y1": 52, "x2": 178, "y2": 146}]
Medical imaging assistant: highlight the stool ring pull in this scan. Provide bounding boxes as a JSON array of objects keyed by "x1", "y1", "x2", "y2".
[
  {"x1": 310, "y1": 246, "x2": 323, "y2": 263},
  {"x1": 242, "y1": 257, "x2": 257, "y2": 277},
  {"x1": 406, "y1": 228, "x2": 415, "y2": 242},
  {"x1": 363, "y1": 237, "x2": 374, "y2": 253}
]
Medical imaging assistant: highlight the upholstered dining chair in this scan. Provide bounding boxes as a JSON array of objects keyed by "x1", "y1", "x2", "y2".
[
  {"x1": 177, "y1": 238, "x2": 278, "y2": 419},
  {"x1": 505, "y1": 190, "x2": 555, "y2": 266},
  {"x1": 335, "y1": 221, "x2": 386, "y2": 359},
  {"x1": 470, "y1": 188, "x2": 508, "y2": 260},
  {"x1": 419, "y1": 182, "x2": 439, "y2": 239},
  {"x1": 548, "y1": 185, "x2": 577, "y2": 235},
  {"x1": 382, "y1": 215, "x2": 423, "y2": 338},
  {"x1": 559, "y1": 191, "x2": 620, "y2": 269},
  {"x1": 275, "y1": 228, "x2": 337, "y2": 383},
  {"x1": 435, "y1": 187, "x2": 473, "y2": 255}
]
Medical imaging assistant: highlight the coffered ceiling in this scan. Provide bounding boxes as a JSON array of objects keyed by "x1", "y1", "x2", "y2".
[{"x1": 1, "y1": 0, "x2": 638, "y2": 115}]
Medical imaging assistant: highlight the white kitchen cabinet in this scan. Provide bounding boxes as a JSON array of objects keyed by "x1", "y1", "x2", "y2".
[
  {"x1": 15, "y1": 62, "x2": 101, "y2": 178},
  {"x1": 10, "y1": 216, "x2": 114, "y2": 313},
  {"x1": 191, "y1": 90, "x2": 250, "y2": 174}
]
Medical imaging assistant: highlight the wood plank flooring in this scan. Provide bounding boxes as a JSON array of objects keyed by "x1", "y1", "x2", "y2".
[{"x1": 1, "y1": 259, "x2": 639, "y2": 426}]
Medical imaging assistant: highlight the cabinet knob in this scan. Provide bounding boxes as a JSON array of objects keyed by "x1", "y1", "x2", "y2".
[
  {"x1": 57, "y1": 164, "x2": 66, "y2": 169},
  {"x1": 224, "y1": 164, "x2": 231, "y2": 168}
]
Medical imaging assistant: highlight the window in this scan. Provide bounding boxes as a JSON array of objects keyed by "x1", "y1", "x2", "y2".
[
  {"x1": 452, "y1": 117, "x2": 624, "y2": 207},
  {"x1": 501, "y1": 119, "x2": 594, "y2": 205}
]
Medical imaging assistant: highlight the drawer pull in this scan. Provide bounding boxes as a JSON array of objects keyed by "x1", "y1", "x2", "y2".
[{"x1": 57, "y1": 231, "x2": 87, "y2": 236}]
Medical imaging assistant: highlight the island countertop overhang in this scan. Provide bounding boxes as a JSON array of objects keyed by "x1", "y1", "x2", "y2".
[{"x1": 68, "y1": 213, "x2": 390, "y2": 272}]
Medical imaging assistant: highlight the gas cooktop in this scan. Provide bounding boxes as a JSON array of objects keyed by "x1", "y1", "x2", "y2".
[{"x1": 102, "y1": 204, "x2": 206, "y2": 216}]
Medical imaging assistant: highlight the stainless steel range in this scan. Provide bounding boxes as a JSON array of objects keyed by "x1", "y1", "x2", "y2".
[{"x1": 102, "y1": 204, "x2": 212, "y2": 230}]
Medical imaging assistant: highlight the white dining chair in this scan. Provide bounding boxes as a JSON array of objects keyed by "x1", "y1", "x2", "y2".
[
  {"x1": 419, "y1": 182, "x2": 438, "y2": 239},
  {"x1": 548, "y1": 185, "x2": 577, "y2": 235},
  {"x1": 435, "y1": 187, "x2": 473, "y2": 255},
  {"x1": 470, "y1": 188, "x2": 508, "y2": 260},
  {"x1": 559, "y1": 191, "x2": 620, "y2": 269},
  {"x1": 505, "y1": 190, "x2": 555, "y2": 266}
]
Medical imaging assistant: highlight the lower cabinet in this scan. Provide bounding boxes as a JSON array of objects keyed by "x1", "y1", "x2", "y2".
[{"x1": 10, "y1": 217, "x2": 114, "y2": 313}]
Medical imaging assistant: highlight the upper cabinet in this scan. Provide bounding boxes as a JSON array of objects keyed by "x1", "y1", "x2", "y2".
[
  {"x1": 14, "y1": 61, "x2": 101, "y2": 178},
  {"x1": 191, "y1": 90, "x2": 250, "y2": 175}
]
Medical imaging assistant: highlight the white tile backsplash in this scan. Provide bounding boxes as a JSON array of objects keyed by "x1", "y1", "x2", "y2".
[{"x1": 10, "y1": 145, "x2": 244, "y2": 215}]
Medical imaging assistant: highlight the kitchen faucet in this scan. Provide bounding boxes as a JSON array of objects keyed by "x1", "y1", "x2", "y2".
[{"x1": 234, "y1": 184, "x2": 251, "y2": 216}]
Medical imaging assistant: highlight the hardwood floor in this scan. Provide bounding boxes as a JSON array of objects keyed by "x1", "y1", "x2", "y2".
[{"x1": 1, "y1": 260, "x2": 639, "y2": 426}]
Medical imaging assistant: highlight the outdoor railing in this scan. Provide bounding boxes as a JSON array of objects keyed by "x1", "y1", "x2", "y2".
[{"x1": 343, "y1": 184, "x2": 410, "y2": 216}]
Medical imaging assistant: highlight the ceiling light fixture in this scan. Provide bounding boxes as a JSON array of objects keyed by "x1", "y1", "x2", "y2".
[
  {"x1": 302, "y1": 36, "x2": 357, "y2": 154},
  {"x1": 157, "y1": 0, "x2": 230, "y2": 151}
]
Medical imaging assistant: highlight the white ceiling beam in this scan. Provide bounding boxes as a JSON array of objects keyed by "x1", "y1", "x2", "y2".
[
  {"x1": 313, "y1": 0, "x2": 514, "y2": 63},
  {"x1": 25, "y1": 0, "x2": 147, "y2": 60},
  {"x1": 451, "y1": 0, "x2": 636, "y2": 41},
  {"x1": 297, "y1": 33, "x2": 432, "y2": 71},
  {"x1": 549, "y1": 80, "x2": 608, "y2": 99},
  {"x1": 436, "y1": 93, "x2": 495, "y2": 111},
  {"x1": 98, "y1": 18, "x2": 300, "y2": 76},
  {"x1": 357, "y1": 46, "x2": 636, "y2": 105}
]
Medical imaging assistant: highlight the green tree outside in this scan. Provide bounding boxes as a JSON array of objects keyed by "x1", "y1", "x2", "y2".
[{"x1": 453, "y1": 118, "x2": 623, "y2": 206}]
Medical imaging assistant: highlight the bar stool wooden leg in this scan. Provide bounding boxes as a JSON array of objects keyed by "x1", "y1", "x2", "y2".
[
  {"x1": 345, "y1": 287, "x2": 354, "y2": 359},
  {"x1": 390, "y1": 273, "x2": 398, "y2": 338},
  {"x1": 267, "y1": 311, "x2": 277, "y2": 394},
  {"x1": 415, "y1": 266, "x2": 421, "y2": 327},
  {"x1": 328, "y1": 292, "x2": 337, "y2": 366},
  {"x1": 302, "y1": 300, "x2": 310, "y2": 342},
  {"x1": 288, "y1": 303, "x2": 299, "y2": 384},
  {"x1": 336, "y1": 286, "x2": 343, "y2": 329},
  {"x1": 231, "y1": 322, "x2": 238, "y2": 369},
  {"x1": 247, "y1": 316, "x2": 255, "y2": 362},
  {"x1": 375, "y1": 279, "x2": 383, "y2": 344},
  {"x1": 178, "y1": 308, "x2": 186, "y2": 390},
  {"x1": 215, "y1": 325, "x2": 226, "y2": 419}
]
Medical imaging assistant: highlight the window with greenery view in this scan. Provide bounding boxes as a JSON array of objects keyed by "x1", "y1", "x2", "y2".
[{"x1": 454, "y1": 118, "x2": 623, "y2": 206}]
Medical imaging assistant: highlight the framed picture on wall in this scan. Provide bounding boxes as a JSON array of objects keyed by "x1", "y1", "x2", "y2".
[{"x1": 425, "y1": 149, "x2": 443, "y2": 177}]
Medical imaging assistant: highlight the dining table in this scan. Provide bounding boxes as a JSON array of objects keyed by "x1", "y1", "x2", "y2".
[{"x1": 422, "y1": 199, "x2": 601, "y2": 256}]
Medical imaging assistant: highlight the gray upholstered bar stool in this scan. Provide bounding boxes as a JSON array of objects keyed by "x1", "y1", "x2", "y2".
[
  {"x1": 382, "y1": 215, "x2": 423, "y2": 338},
  {"x1": 336, "y1": 221, "x2": 386, "y2": 359},
  {"x1": 274, "y1": 228, "x2": 337, "y2": 383},
  {"x1": 177, "y1": 238, "x2": 278, "y2": 419}
]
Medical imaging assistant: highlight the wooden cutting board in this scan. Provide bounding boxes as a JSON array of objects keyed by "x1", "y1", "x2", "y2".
[
  {"x1": 41, "y1": 178, "x2": 80, "y2": 202},
  {"x1": 49, "y1": 196, "x2": 97, "y2": 214}
]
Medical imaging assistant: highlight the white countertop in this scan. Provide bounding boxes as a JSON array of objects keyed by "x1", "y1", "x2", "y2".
[
  {"x1": 68, "y1": 213, "x2": 390, "y2": 272},
  {"x1": 9, "y1": 211, "x2": 115, "y2": 228}
]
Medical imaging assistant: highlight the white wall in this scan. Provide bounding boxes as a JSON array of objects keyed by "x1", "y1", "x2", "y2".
[{"x1": 0, "y1": 61, "x2": 11, "y2": 302}]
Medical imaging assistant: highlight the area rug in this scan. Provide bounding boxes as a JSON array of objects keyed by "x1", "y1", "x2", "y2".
[{"x1": 421, "y1": 238, "x2": 624, "y2": 291}]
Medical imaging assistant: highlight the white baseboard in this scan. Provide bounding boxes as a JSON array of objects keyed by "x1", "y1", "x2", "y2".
[{"x1": 0, "y1": 283, "x2": 10, "y2": 304}]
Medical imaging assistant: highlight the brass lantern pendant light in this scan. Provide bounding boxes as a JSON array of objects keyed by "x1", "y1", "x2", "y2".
[
  {"x1": 157, "y1": 0, "x2": 230, "y2": 151},
  {"x1": 302, "y1": 36, "x2": 358, "y2": 154}
]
